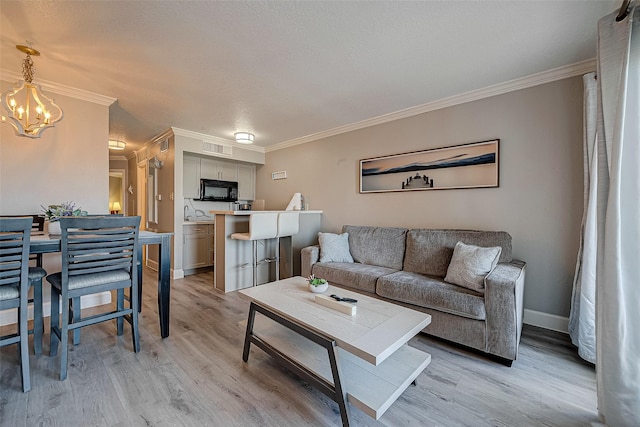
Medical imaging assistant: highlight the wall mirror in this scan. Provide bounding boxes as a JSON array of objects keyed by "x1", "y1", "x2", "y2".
[{"x1": 147, "y1": 158, "x2": 161, "y2": 225}]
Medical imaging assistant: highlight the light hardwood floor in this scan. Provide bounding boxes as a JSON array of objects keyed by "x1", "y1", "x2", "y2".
[{"x1": 1, "y1": 269, "x2": 600, "y2": 426}]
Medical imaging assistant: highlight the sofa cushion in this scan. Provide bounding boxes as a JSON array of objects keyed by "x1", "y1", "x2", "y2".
[
  {"x1": 404, "y1": 229, "x2": 512, "y2": 277},
  {"x1": 318, "y1": 232, "x2": 354, "y2": 263},
  {"x1": 444, "y1": 241, "x2": 502, "y2": 293},
  {"x1": 311, "y1": 262, "x2": 398, "y2": 294},
  {"x1": 376, "y1": 271, "x2": 486, "y2": 320},
  {"x1": 342, "y1": 225, "x2": 408, "y2": 270}
]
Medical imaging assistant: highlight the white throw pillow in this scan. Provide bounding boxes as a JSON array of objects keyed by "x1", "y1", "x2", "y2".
[
  {"x1": 444, "y1": 241, "x2": 502, "y2": 293},
  {"x1": 318, "y1": 232, "x2": 354, "y2": 263}
]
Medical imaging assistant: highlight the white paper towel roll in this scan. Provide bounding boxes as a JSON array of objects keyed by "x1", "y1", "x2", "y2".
[{"x1": 286, "y1": 193, "x2": 302, "y2": 211}]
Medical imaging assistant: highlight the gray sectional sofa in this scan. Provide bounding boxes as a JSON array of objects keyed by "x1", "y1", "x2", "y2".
[{"x1": 301, "y1": 225, "x2": 526, "y2": 365}]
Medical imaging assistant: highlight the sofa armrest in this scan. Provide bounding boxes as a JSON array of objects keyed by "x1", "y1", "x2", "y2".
[
  {"x1": 483, "y1": 260, "x2": 526, "y2": 361},
  {"x1": 301, "y1": 245, "x2": 320, "y2": 278}
]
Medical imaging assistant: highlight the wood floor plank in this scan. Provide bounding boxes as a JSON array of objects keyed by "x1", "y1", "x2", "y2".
[{"x1": 0, "y1": 269, "x2": 599, "y2": 426}]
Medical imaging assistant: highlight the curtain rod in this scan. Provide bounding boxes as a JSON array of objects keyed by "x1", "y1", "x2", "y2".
[{"x1": 616, "y1": 0, "x2": 631, "y2": 21}]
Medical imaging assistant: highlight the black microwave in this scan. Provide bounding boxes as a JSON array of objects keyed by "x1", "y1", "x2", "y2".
[{"x1": 199, "y1": 179, "x2": 238, "y2": 202}]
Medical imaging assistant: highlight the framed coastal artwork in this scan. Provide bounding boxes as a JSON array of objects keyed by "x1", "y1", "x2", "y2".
[{"x1": 359, "y1": 139, "x2": 499, "y2": 193}]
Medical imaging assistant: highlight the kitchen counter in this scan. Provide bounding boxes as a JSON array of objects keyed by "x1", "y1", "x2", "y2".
[
  {"x1": 183, "y1": 219, "x2": 215, "y2": 225},
  {"x1": 209, "y1": 210, "x2": 323, "y2": 215},
  {"x1": 209, "y1": 210, "x2": 323, "y2": 293}
]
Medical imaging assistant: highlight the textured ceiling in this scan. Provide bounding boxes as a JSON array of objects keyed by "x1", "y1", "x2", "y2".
[{"x1": 0, "y1": 1, "x2": 619, "y2": 155}]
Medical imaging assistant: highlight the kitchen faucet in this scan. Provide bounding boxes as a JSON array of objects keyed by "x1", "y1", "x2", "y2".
[{"x1": 184, "y1": 205, "x2": 190, "y2": 220}]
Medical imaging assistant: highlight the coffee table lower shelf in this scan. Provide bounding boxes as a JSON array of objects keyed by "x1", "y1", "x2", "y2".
[{"x1": 243, "y1": 302, "x2": 431, "y2": 423}]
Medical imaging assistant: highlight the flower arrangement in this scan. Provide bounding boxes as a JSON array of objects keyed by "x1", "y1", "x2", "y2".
[
  {"x1": 307, "y1": 274, "x2": 328, "y2": 286},
  {"x1": 41, "y1": 201, "x2": 88, "y2": 222}
]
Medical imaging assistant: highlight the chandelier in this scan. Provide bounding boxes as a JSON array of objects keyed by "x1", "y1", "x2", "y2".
[{"x1": 1, "y1": 45, "x2": 63, "y2": 138}]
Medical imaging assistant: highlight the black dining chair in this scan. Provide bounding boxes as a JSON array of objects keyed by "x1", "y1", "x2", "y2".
[
  {"x1": 47, "y1": 215, "x2": 141, "y2": 380},
  {"x1": 0, "y1": 217, "x2": 33, "y2": 392}
]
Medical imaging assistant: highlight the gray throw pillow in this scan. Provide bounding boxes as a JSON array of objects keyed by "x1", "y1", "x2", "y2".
[
  {"x1": 318, "y1": 232, "x2": 354, "y2": 263},
  {"x1": 444, "y1": 241, "x2": 502, "y2": 293}
]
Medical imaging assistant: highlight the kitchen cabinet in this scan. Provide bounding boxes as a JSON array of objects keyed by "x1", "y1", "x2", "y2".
[
  {"x1": 183, "y1": 155, "x2": 201, "y2": 199},
  {"x1": 237, "y1": 163, "x2": 256, "y2": 201},
  {"x1": 184, "y1": 154, "x2": 256, "y2": 201},
  {"x1": 183, "y1": 223, "x2": 214, "y2": 273},
  {"x1": 201, "y1": 157, "x2": 238, "y2": 182}
]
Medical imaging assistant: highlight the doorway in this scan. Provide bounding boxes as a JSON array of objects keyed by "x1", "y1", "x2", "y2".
[{"x1": 109, "y1": 169, "x2": 126, "y2": 214}]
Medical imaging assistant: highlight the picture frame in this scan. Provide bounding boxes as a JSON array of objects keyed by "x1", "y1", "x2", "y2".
[{"x1": 359, "y1": 139, "x2": 499, "y2": 193}]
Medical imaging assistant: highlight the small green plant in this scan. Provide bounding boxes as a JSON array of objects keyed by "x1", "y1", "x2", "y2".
[
  {"x1": 307, "y1": 274, "x2": 327, "y2": 286},
  {"x1": 41, "y1": 201, "x2": 88, "y2": 222}
]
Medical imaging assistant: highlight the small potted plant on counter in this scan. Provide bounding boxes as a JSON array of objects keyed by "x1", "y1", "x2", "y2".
[{"x1": 307, "y1": 274, "x2": 329, "y2": 293}]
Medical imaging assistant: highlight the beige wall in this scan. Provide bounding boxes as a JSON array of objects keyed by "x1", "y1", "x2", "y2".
[
  {"x1": 0, "y1": 83, "x2": 110, "y2": 215},
  {"x1": 0, "y1": 82, "x2": 111, "y2": 320},
  {"x1": 257, "y1": 76, "x2": 584, "y2": 319}
]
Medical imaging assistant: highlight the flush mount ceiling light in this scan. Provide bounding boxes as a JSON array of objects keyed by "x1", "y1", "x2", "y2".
[
  {"x1": 234, "y1": 132, "x2": 255, "y2": 144},
  {"x1": 1, "y1": 44, "x2": 63, "y2": 138},
  {"x1": 108, "y1": 140, "x2": 126, "y2": 150}
]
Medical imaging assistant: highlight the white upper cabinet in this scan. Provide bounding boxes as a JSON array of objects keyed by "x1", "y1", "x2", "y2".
[
  {"x1": 183, "y1": 155, "x2": 201, "y2": 199},
  {"x1": 201, "y1": 157, "x2": 238, "y2": 182},
  {"x1": 237, "y1": 163, "x2": 256, "y2": 201},
  {"x1": 184, "y1": 154, "x2": 255, "y2": 201},
  {"x1": 218, "y1": 160, "x2": 238, "y2": 182}
]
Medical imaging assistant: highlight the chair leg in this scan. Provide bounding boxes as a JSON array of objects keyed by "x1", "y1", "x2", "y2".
[
  {"x1": 19, "y1": 303, "x2": 31, "y2": 392},
  {"x1": 31, "y1": 278, "x2": 43, "y2": 356},
  {"x1": 60, "y1": 298, "x2": 70, "y2": 381},
  {"x1": 72, "y1": 297, "x2": 81, "y2": 345},
  {"x1": 50, "y1": 289, "x2": 60, "y2": 357},
  {"x1": 117, "y1": 289, "x2": 124, "y2": 336},
  {"x1": 131, "y1": 284, "x2": 140, "y2": 353}
]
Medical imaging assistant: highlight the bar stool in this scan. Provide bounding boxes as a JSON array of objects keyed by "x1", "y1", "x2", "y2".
[
  {"x1": 274, "y1": 212, "x2": 300, "y2": 281},
  {"x1": 230, "y1": 213, "x2": 278, "y2": 287}
]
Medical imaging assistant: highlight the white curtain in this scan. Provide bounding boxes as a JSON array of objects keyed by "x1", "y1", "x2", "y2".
[
  {"x1": 595, "y1": 4, "x2": 640, "y2": 426},
  {"x1": 568, "y1": 72, "x2": 597, "y2": 364}
]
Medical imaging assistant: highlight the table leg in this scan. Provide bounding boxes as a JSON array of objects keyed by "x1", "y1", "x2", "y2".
[
  {"x1": 137, "y1": 249, "x2": 143, "y2": 313},
  {"x1": 32, "y1": 280, "x2": 43, "y2": 355},
  {"x1": 328, "y1": 344, "x2": 351, "y2": 427},
  {"x1": 242, "y1": 302, "x2": 257, "y2": 362},
  {"x1": 158, "y1": 234, "x2": 172, "y2": 338},
  {"x1": 243, "y1": 302, "x2": 352, "y2": 426}
]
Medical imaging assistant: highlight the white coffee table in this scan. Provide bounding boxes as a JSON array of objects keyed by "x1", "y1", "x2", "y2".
[{"x1": 239, "y1": 276, "x2": 431, "y2": 426}]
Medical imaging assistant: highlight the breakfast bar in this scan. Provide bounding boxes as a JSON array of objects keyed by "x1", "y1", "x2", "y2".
[{"x1": 209, "y1": 210, "x2": 322, "y2": 292}]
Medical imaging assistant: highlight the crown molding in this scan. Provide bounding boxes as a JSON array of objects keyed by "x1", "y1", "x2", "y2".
[
  {"x1": 151, "y1": 128, "x2": 175, "y2": 144},
  {"x1": 171, "y1": 127, "x2": 265, "y2": 153},
  {"x1": 0, "y1": 69, "x2": 116, "y2": 106},
  {"x1": 266, "y1": 59, "x2": 596, "y2": 153}
]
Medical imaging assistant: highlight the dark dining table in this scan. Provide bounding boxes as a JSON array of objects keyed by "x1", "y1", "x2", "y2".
[{"x1": 29, "y1": 230, "x2": 174, "y2": 338}]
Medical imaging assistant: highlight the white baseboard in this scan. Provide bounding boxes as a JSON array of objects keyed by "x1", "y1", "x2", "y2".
[
  {"x1": 146, "y1": 259, "x2": 180, "y2": 279},
  {"x1": 0, "y1": 292, "x2": 112, "y2": 327},
  {"x1": 146, "y1": 259, "x2": 159, "y2": 271},
  {"x1": 523, "y1": 309, "x2": 569, "y2": 333}
]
